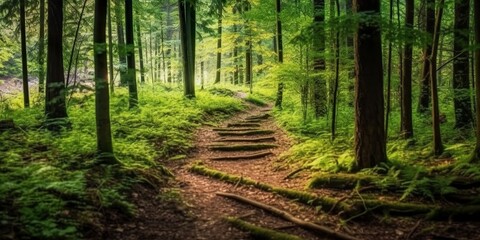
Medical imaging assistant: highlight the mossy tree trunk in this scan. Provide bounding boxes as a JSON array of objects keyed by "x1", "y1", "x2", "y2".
[
  {"x1": 418, "y1": 0, "x2": 435, "y2": 114},
  {"x1": 312, "y1": 0, "x2": 327, "y2": 118}
]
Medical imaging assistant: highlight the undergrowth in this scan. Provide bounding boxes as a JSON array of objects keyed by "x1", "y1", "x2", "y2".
[{"x1": 0, "y1": 85, "x2": 243, "y2": 239}]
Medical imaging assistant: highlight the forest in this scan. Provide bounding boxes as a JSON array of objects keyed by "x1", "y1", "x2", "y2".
[{"x1": 1, "y1": 0, "x2": 480, "y2": 239}]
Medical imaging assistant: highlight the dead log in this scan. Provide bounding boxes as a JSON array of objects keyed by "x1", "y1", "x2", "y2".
[
  {"x1": 224, "y1": 217, "x2": 304, "y2": 240},
  {"x1": 214, "y1": 136, "x2": 276, "y2": 143},
  {"x1": 210, "y1": 151, "x2": 273, "y2": 161},
  {"x1": 217, "y1": 192, "x2": 360, "y2": 240}
]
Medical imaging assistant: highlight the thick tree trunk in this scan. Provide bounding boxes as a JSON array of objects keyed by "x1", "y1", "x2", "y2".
[
  {"x1": 274, "y1": 0, "x2": 284, "y2": 109},
  {"x1": 38, "y1": 0, "x2": 45, "y2": 94},
  {"x1": 178, "y1": 0, "x2": 196, "y2": 98},
  {"x1": 453, "y1": 0, "x2": 473, "y2": 129},
  {"x1": 430, "y1": 0, "x2": 445, "y2": 156},
  {"x1": 94, "y1": 0, "x2": 116, "y2": 164},
  {"x1": 401, "y1": 0, "x2": 414, "y2": 138},
  {"x1": 418, "y1": 0, "x2": 435, "y2": 113},
  {"x1": 45, "y1": 0, "x2": 68, "y2": 127},
  {"x1": 312, "y1": 0, "x2": 327, "y2": 118},
  {"x1": 125, "y1": 0, "x2": 138, "y2": 108},
  {"x1": 353, "y1": 0, "x2": 386, "y2": 170},
  {"x1": 20, "y1": 0, "x2": 29, "y2": 108}
]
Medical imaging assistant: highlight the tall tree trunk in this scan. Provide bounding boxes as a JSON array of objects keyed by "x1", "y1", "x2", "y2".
[
  {"x1": 215, "y1": 2, "x2": 223, "y2": 84},
  {"x1": 38, "y1": 0, "x2": 45, "y2": 94},
  {"x1": 353, "y1": 0, "x2": 386, "y2": 170},
  {"x1": 312, "y1": 0, "x2": 327, "y2": 118},
  {"x1": 418, "y1": 0, "x2": 435, "y2": 113},
  {"x1": 200, "y1": 61, "x2": 204, "y2": 90},
  {"x1": 453, "y1": 0, "x2": 473, "y2": 129},
  {"x1": 331, "y1": 0, "x2": 340, "y2": 140},
  {"x1": 115, "y1": 0, "x2": 127, "y2": 86},
  {"x1": 107, "y1": 0, "x2": 115, "y2": 93},
  {"x1": 385, "y1": 0, "x2": 393, "y2": 139},
  {"x1": 125, "y1": 0, "x2": 138, "y2": 108},
  {"x1": 471, "y1": 0, "x2": 480, "y2": 162},
  {"x1": 401, "y1": 0, "x2": 414, "y2": 138},
  {"x1": 430, "y1": 0, "x2": 445, "y2": 156},
  {"x1": 94, "y1": 0, "x2": 116, "y2": 165},
  {"x1": 179, "y1": 0, "x2": 196, "y2": 98},
  {"x1": 20, "y1": 0, "x2": 29, "y2": 108},
  {"x1": 244, "y1": 0, "x2": 253, "y2": 89},
  {"x1": 274, "y1": 0, "x2": 284, "y2": 109},
  {"x1": 45, "y1": 0, "x2": 68, "y2": 128},
  {"x1": 136, "y1": 17, "x2": 146, "y2": 83}
]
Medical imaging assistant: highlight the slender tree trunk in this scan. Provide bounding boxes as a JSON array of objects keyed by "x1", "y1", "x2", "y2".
[
  {"x1": 200, "y1": 61, "x2": 204, "y2": 90},
  {"x1": 94, "y1": 0, "x2": 116, "y2": 164},
  {"x1": 430, "y1": 0, "x2": 445, "y2": 156},
  {"x1": 385, "y1": 0, "x2": 393, "y2": 139},
  {"x1": 244, "y1": 1, "x2": 253, "y2": 89},
  {"x1": 331, "y1": 0, "x2": 340, "y2": 140},
  {"x1": 179, "y1": 0, "x2": 196, "y2": 98},
  {"x1": 45, "y1": 0, "x2": 68, "y2": 128},
  {"x1": 66, "y1": 0, "x2": 88, "y2": 88},
  {"x1": 38, "y1": 0, "x2": 45, "y2": 94},
  {"x1": 401, "y1": 0, "x2": 414, "y2": 138},
  {"x1": 274, "y1": 0, "x2": 284, "y2": 109},
  {"x1": 107, "y1": 0, "x2": 115, "y2": 93},
  {"x1": 353, "y1": 0, "x2": 386, "y2": 170},
  {"x1": 136, "y1": 17, "x2": 146, "y2": 83},
  {"x1": 453, "y1": 0, "x2": 473, "y2": 129},
  {"x1": 215, "y1": 2, "x2": 222, "y2": 84},
  {"x1": 20, "y1": 0, "x2": 29, "y2": 108},
  {"x1": 418, "y1": 0, "x2": 435, "y2": 113},
  {"x1": 471, "y1": 0, "x2": 480, "y2": 162},
  {"x1": 312, "y1": 0, "x2": 327, "y2": 118},
  {"x1": 125, "y1": 0, "x2": 138, "y2": 108},
  {"x1": 115, "y1": 0, "x2": 127, "y2": 86}
]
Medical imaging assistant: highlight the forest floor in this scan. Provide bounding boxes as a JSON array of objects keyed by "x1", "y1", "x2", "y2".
[{"x1": 98, "y1": 98, "x2": 480, "y2": 240}]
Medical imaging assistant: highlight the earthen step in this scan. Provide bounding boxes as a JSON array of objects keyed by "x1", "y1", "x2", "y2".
[
  {"x1": 210, "y1": 151, "x2": 273, "y2": 161},
  {"x1": 214, "y1": 136, "x2": 276, "y2": 143},
  {"x1": 208, "y1": 144, "x2": 278, "y2": 151},
  {"x1": 212, "y1": 128, "x2": 260, "y2": 132},
  {"x1": 245, "y1": 114, "x2": 271, "y2": 120},
  {"x1": 217, "y1": 130, "x2": 275, "y2": 136},
  {"x1": 227, "y1": 123, "x2": 261, "y2": 127}
]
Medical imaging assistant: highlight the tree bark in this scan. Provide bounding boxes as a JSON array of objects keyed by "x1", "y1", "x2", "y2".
[
  {"x1": 453, "y1": 0, "x2": 473, "y2": 129},
  {"x1": 418, "y1": 0, "x2": 435, "y2": 113},
  {"x1": 20, "y1": 0, "x2": 29, "y2": 108},
  {"x1": 353, "y1": 0, "x2": 386, "y2": 169},
  {"x1": 470, "y1": 0, "x2": 480, "y2": 162},
  {"x1": 45, "y1": 0, "x2": 68, "y2": 127},
  {"x1": 94, "y1": 0, "x2": 116, "y2": 165},
  {"x1": 107, "y1": 0, "x2": 115, "y2": 93},
  {"x1": 401, "y1": 0, "x2": 414, "y2": 138},
  {"x1": 38, "y1": 0, "x2": 45, "y2": 94},
  {"x1": 125, "y1": 0, "x2": 138, "y2": 108},
  {"x1": 136, "y1": 17, "x2": 145, "y2": 83},
  {"x1": 115, "y1": 0, "x2": 128, "y2": 86},
  {"x1": 178, "y1": 0, "x2": 196, "y2": 98},
  {"x1": 312, "y1": 0, "x2": 327, "y2": 118},
  {"x1": 215, "y1": 2, "x2": 223, "y2": 84},
  {"x1": 274, "y1": 0, "x2": 284, "y2": 109}
]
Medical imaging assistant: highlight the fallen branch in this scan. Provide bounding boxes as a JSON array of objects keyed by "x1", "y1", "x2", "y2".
[
  {"x1": 284, "y1": 167, "x2": 307, "y2": 180},
  {"x1": 214, "y1": 136, "x2": 276, "y2": 143},
  {"x1": 224, "y1": 217, "x2": 304, "y2": 240},
  {"x1": 218, "y1": 192, "x2": 360, "y2": 240},
  {"x1": 210, "y1": 151, "x2": 273, "y2": 161}
]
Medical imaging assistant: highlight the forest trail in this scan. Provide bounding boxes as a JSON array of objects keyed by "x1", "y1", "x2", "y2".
[{"x1": 170, "y1": 100, "x2": 351, "y2": 240}]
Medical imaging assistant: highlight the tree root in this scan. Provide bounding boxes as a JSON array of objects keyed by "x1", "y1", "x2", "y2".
[
  {"x1": 224, "y1": 217, "x2": 304, "y2": 240},
  {"x1": 208, "y1": 144, "x2": 278, "y2": 151},
  {"x1": 217, "y1": 130, "x2": 275, "y2": 136},
  {"x1": 210, "y1": 151, "x2": 273, "y2": 161},
  {"x1": 218, "y1": 192, "x2": 360, "y2": 240},
  {"x1": 214, "y1": 136, "x2": 276, "y2": 143},
  {"x1": 189, "y1": 163, "x2": 350, "y2": 213},
  {"x1": 228, "y1": 123, "x2": 261, "y2": 127},
  {"x1": 212, "y1": 128, "x2": 260, "y2": 132}
]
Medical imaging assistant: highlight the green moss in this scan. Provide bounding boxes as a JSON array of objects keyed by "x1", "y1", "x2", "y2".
[{"x1": 307, "y1": 173, "x2": 379, "y2": 189}]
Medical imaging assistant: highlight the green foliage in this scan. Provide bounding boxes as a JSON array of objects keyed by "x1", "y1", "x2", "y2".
[{"x1": 245, "y1": 94, "x2": 267, "y2": 106}]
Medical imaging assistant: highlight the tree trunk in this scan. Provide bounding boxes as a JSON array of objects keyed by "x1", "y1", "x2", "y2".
[
  {"x1": 418, "y1": 0, "x2": 435, "y2": 114},
  {"x1": 331, "y1": 0, "x2": 340, "y2": 140},
  {"x1": 115, "y1": 0, "x2": 127, "y2": 86},
  {"x1": 353, "y1": 0, "x2": 386, "y2": 170},
  {"x1": 20, "y1": 0, "x2": 29, "y2": 108},
  {"x1": 274, "y1": 0, "x2": 284, "y2": 109},
  {"x1": 385, "y1": 0, "x2": 393, "y2": 139},
  {"x1": 312, "y1": 0, "x2": 327, "y2": 118},
  {"x1": 401, "y1": 0, "x2": 414, "y2": 138},
  {"x1": 430, "y1": 0, "x2": 445, "y2": 156},
  {"x1": 471, "y1": 0, "x2": 480, "y2": 162},
  {"x1": 179, "y1": 0, "x2": 196, "y2": 98},
  {"x1": 136, "y1": 18, "x2": 145, "y2": 83},
  {"x1": 244, "y1": 1, "x2": 253, "y2": 89},
  {"x1": 107, "y1": 0, "x2": 115, "y2": 93},
  {"x1": 453, "y1": 0, "x2": 473, "y2": 129},
  {"x1": 94, "y1": 0, "x2": 116, "y2": 165},
  {"x1": 38, "y1": 0, "x2": 45, "y2": 94},
  {"x1": 125, "y1": 0, "x2": 138, "y2": 108},
  {"x1": 215, "y1": 2, "x2": 222, "y2": 84}
]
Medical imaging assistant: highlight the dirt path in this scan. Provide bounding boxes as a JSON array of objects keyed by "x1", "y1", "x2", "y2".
[{"x1": 169, "y1": 102, "x2": 345, "y2": 240}]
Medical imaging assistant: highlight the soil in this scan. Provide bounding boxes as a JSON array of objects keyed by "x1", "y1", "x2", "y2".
[{"x1": 97, "y1": 99, "x2": 480, "y2": 240}]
